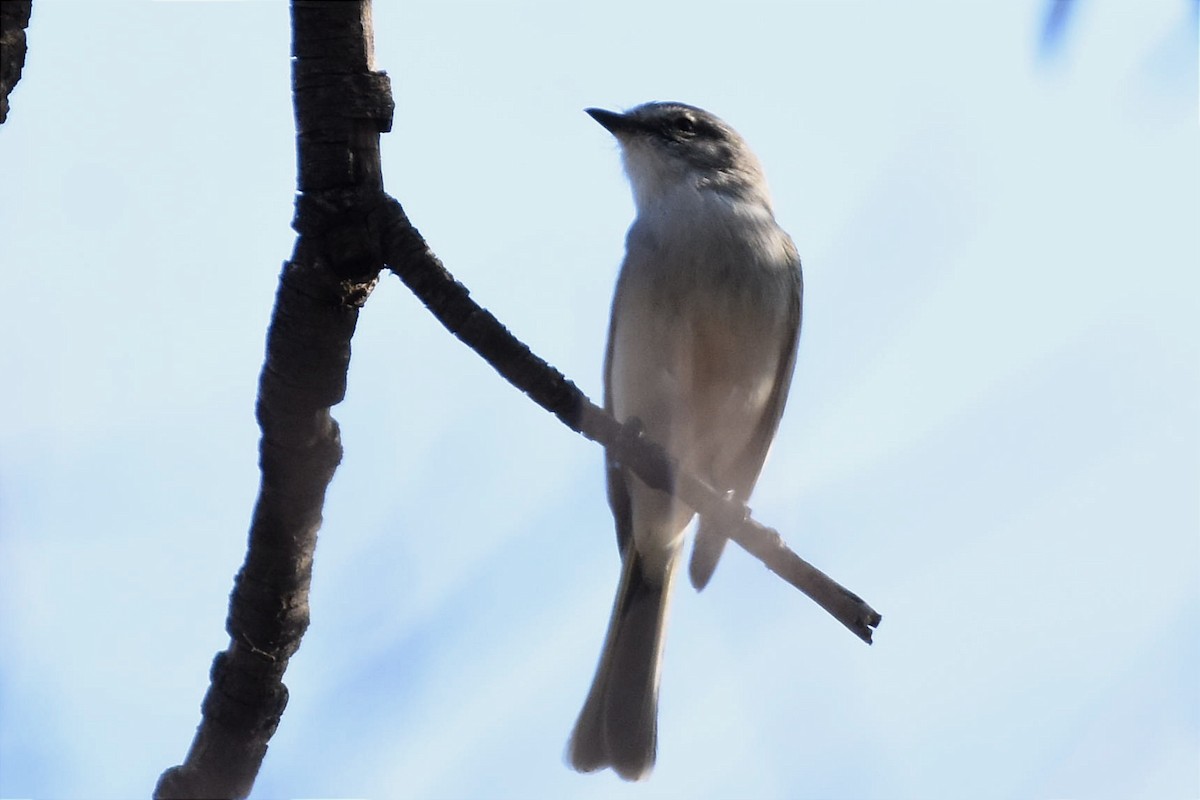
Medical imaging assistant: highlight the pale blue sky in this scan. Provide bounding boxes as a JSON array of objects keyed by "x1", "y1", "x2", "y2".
[{"x1": 1, "y1": 1, "x2": 1197, "y2": 798}]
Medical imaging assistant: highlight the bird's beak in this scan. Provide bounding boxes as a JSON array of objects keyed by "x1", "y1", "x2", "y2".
[{"x1": 586, "y1": 107, "x2": 639, "y2": 137}]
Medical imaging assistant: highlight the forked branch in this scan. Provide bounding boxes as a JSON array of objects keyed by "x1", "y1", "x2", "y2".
[{"x1": 157, "y1": 1, "x2": 879, "y2": 797}]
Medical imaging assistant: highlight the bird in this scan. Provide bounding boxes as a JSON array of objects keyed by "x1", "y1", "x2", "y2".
[{"x1": 567, "y1": 101, "x2": 803, "y2": 781}]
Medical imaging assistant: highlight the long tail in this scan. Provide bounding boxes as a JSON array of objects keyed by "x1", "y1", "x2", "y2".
[{"x1": 567, "y1": 548, "x2": 674, "y2": 781}]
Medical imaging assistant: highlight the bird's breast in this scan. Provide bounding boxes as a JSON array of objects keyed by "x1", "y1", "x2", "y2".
[{"x1": 609, "y1": 193, "x2": 797, "y2": 479}]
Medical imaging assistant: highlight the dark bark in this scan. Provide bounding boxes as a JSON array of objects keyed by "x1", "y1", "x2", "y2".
[
  {"x1": 154, "y1": 2, "x2": 390, "y2": 797},
  {"x1": 0, "y1": 0, "x2": 31, "y2": 124},
  {"x1": 382, "y1": 201, "x2": 881, "y2": 643},
  {"x1": 157, "y1": 0, "x2": 879, "y2": 796}
]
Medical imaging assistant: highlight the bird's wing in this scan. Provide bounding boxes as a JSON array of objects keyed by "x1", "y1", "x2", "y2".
[
  {"x1": 689, "y1": 245, "x2": 802, "y2": 589},
  {"x1": 603, "y1": 254, "x2": 635, "y2": 557}
]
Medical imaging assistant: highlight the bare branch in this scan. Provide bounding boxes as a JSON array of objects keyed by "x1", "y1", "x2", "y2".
[
  {"x1": 381, "y1": 200, "x2": 882, "y2": 642},
  {"x1": 155, "y1": 1, "x2": 390, "y2": 796},
  {"x1": 0, "y1": 0, "x2": 32, "y2": 124},
  {"x1": 159, "y1": 0, "x2": 880, "y2": 795}
]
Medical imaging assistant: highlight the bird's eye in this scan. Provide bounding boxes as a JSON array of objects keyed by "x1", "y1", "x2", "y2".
[{"x1": 674, "y1": 116, "x2": 697, "y2": 135}]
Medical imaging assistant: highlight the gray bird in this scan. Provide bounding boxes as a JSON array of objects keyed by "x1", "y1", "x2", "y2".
[{"x1": 568, "y1": 102, "x2": 802, "y2": 780}]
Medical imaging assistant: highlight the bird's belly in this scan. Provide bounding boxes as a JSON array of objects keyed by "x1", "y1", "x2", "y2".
[{"x1": 609, "y1": 282, "x2": 784, "y2": 568}]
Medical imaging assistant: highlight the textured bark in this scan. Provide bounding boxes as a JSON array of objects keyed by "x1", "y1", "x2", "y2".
[
  {"x1": 382, "y1": 201, "x2": 881, "y2": 644},
  {"x1": 0, "y1": 0, "x2": 31, "y2": 124},
  {"x1": 154, "y1": 2, "x2": 391, "y2": 797},
  {"x1": 157, "y1": 1, "x2": 879, "y2": 796}
]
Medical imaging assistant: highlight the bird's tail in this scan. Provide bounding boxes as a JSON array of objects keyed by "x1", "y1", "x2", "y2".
[{"x1": 567, "y1": 547, "x2": 675, "y2": 781}]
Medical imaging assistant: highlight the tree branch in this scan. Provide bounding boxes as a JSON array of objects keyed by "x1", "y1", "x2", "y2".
[
  {"x1": 0, "y1": 0, "x2": 32, "y2": 125},
  {"x1": 155, "y1": 2, "x2": 390, "y2": 797},
  {"x1": 159, "y1": 0, "x2": 879, "y2": 795},
  {"x1": 381, "y1": 201, "x2": 882, "y2": 643}
]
